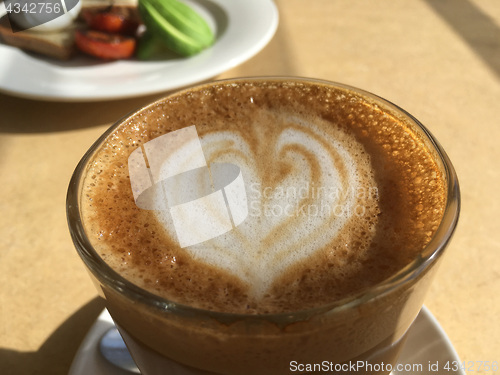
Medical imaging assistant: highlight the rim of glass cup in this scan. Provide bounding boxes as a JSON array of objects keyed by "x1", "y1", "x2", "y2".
[{"x1": 66, "y1": 77, "x2": 460, "y2": 323}]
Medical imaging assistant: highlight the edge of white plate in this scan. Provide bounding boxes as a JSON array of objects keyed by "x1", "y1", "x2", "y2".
[{"x1": 0, "y1": 0, "x2": 279, "y2": 101}]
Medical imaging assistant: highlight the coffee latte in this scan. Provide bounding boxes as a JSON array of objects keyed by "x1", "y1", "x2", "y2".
[
  {"x1": 67, "y1": 78, "x2": 461, "y2": 375},
  {"x1": 80, "y1": 79, "x2": 446, "y2": 315}
]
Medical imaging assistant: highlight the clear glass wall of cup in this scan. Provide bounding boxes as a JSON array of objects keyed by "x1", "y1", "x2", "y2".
[{"x1": 67, "y1": 78, "x2": 460, "y2": 375}]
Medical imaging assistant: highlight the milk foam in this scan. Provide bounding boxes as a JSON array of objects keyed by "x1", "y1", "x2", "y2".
[
  {"x1": 81, "y1": 79, "x2": 446, "y2": 313},
  {"x1": 153, "y1": 111, "x2": 378, "y2": 297}
]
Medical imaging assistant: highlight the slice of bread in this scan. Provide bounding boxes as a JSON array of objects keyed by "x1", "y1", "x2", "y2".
[
  {"x1": 80, "y1": 0, "x2": 139, "y2": 10},
  {"x1": 0, "y1": 16, "x2": 77, "y2": 60}
]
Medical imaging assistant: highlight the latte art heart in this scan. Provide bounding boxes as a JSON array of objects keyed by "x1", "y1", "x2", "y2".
[{"x1": 153, "y1": 111, "x2": 379, "y2": 297}]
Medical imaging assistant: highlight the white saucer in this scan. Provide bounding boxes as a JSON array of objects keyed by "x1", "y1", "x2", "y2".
[
  {"x1": 69, "y1": 306, "x2": 465, "y2": 375},
  {"x1": 0, "y1": 0, "x2": 278, "y2": 101}
]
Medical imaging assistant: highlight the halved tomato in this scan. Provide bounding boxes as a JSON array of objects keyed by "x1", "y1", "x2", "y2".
[
  {"x1": 82, "y1": 11, "x2": 139, "y2": 36},
  {"x1": 75, "y1": 30, "x2": 136, "y2": 60}
]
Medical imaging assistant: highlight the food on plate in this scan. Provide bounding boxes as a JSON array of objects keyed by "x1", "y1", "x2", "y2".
[
  {"x1": 135, "y1": 30, "x2": 160, "y2": 59},
  {"x1": 0, "y1": 16, "x2": 78, "y2": 60},
  {"x1": 0, "y1": 0, "x2": 214, "y2": 60},
  {"x1": 81, "y1": 9, "x2": 140, "y2": 35},
  {"x1": 75, "y1": 29, "x2": 136, "y2": 59},
  {"x1": 138, "y1": 0, "x2": 214, "y2": 57}
]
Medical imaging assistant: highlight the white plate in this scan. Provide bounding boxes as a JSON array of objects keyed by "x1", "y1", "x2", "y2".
[
  {"x1": 0, "y1": 0, "x2": 278, "y2": 101},
  {"x1": 69, "y1": 306, "x2": 465, "y2": 375}
]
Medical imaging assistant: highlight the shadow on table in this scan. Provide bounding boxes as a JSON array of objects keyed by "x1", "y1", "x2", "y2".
[
  {"x1": 424, "y1": 0, "x2": 500, "y2": 80},
  {"x1": 0, "y1": 91, "x2": 173, "y2": 134},
  {"x1": 0, "y1": 297, "x2": 106, "y2": 375}
]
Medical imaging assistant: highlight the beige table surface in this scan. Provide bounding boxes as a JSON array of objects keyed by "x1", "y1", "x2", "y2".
[{"x1": 1, "y1": 0, "x2": 499, "y2": 374}]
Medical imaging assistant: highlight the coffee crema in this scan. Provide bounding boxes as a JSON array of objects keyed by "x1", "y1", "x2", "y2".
[{"x1": 81, "y1": 80, "x2": 446, "y2": 314}]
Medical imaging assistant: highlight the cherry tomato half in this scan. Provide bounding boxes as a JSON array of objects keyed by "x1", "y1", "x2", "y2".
[
  {"x1": 75, "y1": 30, "x2": 136, "y2": 60},
  {"x1": 82, "y1": 11, "x2": 139, "y2": 36}
]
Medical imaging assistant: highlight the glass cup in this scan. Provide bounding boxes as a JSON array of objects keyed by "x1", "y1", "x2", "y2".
[{"x1": 67, "y1": 77, "x2": 460, "y2": 375}]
